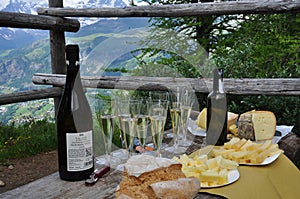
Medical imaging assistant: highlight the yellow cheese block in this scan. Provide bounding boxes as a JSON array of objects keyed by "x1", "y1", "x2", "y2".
[
  {"x1": 238, "y1": 110, "x2": 276, "y2": 141},
  {"x1": 196, "y1": 108, "x2": 239, "y2": 131},
  {"x1": 195, "y1": 108, "x2": 207, "y2": 130}
]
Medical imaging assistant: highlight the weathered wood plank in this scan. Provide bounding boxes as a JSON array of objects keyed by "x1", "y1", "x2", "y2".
[
  {"x1": 0, "y1": 11, "x2": 79, "y2": 32},
  {"x1": 0, "y1": 148, "x2": 222, "y2": 199},
  {"x1": 48, "y1": 0, "x2": 67, "y2": 115},
  {"x1": 32, "y1": 73, "x2": 300, "y2": 96},
  {"x1": 0, "y1": 87, "x2": 62, "y2": 106},
  {"x1": 37, "y1": 0, "x2": 300, "y2": 18},
  {"x1": 0, "y1": 171, "x2": 121, "y2": 199}
]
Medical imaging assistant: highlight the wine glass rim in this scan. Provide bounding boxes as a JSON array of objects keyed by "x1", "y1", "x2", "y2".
[{"x1": 149, "y1": 99, "x2": 169, "y2": 103}]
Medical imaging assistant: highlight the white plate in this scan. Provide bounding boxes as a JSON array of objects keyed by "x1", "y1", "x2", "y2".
[
  {"x1": 188, "y1": 118, "x2": 206, "y2": 137},
  {"x1": 240, "y1": 153, "x2": 281, "y2": 166},
  {"x1": 201, "y1": 169, "x2": 240, "y2": 188}
]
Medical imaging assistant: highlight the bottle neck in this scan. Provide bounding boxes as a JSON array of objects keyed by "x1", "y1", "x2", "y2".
[
  {"x1": 213, "y1": 76, "x2": 219, "y2": 91},
  {"x1": 65, "y1": 66, "x2": 80, "y2": 90},
  {"x1": 64, "y1": 63, "x2": 85, "y2": 112},
  {"x1": 212, "y1": 68, "x2": 225, "y2": 94},
  {"x1": 65, "y1": 44, "x2": 81, "y2": 90},
  {"x1": 218, "y1": 77, "x2": 225, "y2": 93}
]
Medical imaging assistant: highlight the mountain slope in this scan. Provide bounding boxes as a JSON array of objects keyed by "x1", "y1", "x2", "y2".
[
  {"x1": 0, "y1": 0, "x2": 150, "y2": 124},
  {"x1": 0, "y1": 20, "x2": 149, "y2": 124},
  {"x1": 0, "y1": 0, "x2": 132, "y2": 51}
]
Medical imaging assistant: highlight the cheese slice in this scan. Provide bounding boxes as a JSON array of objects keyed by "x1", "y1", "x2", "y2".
[{"x1": 252, "y1": 111, "x2": 276, "y2": 141}]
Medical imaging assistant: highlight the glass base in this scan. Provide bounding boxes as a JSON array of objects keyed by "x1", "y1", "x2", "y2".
[
  {"x1": 164, "y1": 145, "x2": 186, "y2": 155},
  {"x1": 95, "y1": 150, "x2": 128, "y2": 171},
  {"x1": 179, "y1": 139, "x2": 193, "y2": 147}
]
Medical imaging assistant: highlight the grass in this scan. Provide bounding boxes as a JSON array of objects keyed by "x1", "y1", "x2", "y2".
[
  {"x1": 0, "y1": 115, "x2": 120, "y2": 165},
  {"x1": 0, "y1": 117, "x2": 57, "y2": 164}
]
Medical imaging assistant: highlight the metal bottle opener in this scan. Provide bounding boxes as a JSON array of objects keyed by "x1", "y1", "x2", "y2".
[{"x1": 85, "y1": 166, "x2": 110, "y2": 186}]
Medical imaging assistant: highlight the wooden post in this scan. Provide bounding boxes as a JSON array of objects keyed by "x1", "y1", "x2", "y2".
[{"x1": 49, "y1": 0, "x2": 66, "y2": 117}]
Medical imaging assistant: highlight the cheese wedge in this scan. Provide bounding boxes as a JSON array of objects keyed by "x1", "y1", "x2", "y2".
[
  {"x1": 196, "y1": 108, "x2": 239, "y2": 131},
  {"x1": 238, "y1": 111, "x2": 276, "y2": 141}
]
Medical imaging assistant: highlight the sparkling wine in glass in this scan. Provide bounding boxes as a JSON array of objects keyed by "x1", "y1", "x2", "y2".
[
  {"x1": 149, "y1": 100, "x2": 169, "y2": 157},
  {"x1": 99, "y1": 114, "x2": 116, "y2": 166},
  {"x1": 150, "y1": 115, "x2": 165, "y2": 155},
  {"x1": 179, "y1": 90, "x2": 194, "y2": 147},
  {"x1": 164, "y1": 101, "x2": 186, "y2": 154},
  {"x1": 116, "y1": 99, "x2": 139, "y2": 158},
  {"x1": 97, "y1": 98, "x2": 117, "y2": 167},
  {"x1": 120, "y1": 116, "x2": 136, "y2": 157},
  {"x1": 135, "y1": 113, "x2": 150, "y2": 151}
]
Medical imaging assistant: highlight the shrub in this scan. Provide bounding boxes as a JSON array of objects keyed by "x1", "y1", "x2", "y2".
[{"x1": 0, "y1": 117, "x2": 57, "y2": 164}]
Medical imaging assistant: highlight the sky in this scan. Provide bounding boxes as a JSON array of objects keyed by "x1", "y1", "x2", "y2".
[
  {"x1": 1, "y1": 0, "x2": 12, "y2": 10},
  {"x1": 0, "y1": 0, "x2": 148, "y2": 10}
]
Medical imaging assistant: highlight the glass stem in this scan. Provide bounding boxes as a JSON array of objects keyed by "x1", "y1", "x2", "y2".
[
  {"x1": 105, "y1": 153, "x2": 111, "y2": 167},
  {"x1": 182, "y1": 129, "x2": 187, "y2": 142}
]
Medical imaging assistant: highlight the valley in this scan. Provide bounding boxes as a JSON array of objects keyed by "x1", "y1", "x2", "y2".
[{"x1": 0, "y1": 0, "x2": 149, "y2": 124}]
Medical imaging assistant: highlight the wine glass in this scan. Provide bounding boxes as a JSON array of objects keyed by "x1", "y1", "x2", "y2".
[
  {"x1": 148, "y1": 99, "x2": 169, "y2": 157},
  {"x1": 132, "y1": 99, "x2": 150, "y2": 153},
  {"x1": 164, "y1": 100, "x2": 186, "y2": 154},
  {"x1": 179, "y1": 89, "x2": 194, "y2": 147},
  {"x1": 149, "y1": 91, "x2": 169, "y2": 102},
  {"x1": 116, "y1": 99, "x2": 138, "y2": 158},
  {"x1": 97, "y1": 98, "x2": 117, "y2": 167}
]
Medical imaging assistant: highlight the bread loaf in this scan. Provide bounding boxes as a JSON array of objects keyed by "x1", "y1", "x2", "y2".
[
  {"x1": 238, "y1": 111, "x2": 276, "y2": 141},
  {"x1": 150, "y1": 178, "x2": 200, "y2": 199},
  {"x1": 116, "y1": 155, "x2": 200, "y2": 199}
]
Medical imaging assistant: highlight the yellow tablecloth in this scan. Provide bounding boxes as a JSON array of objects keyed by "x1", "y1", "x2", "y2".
[{"x1": 200, "y1": 155, "x2": 300, "y2": 199}]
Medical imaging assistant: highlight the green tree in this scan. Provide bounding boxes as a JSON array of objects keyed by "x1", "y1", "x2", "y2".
[
  {"x1": 213, "y1": 13, "x2": 300, "y2": 125},
  {"x1": 144, "y1": 0, "x2": 215, "y2": 52},
  {"x1": 138, "y1": 0, "x2": 252, "y2": 79},
  {"x1": 135, "y1": 1, "x2": 300, "y2": 125},
  {"x1": 213, "y1": 13, "x2": 300, "y2": 78}
]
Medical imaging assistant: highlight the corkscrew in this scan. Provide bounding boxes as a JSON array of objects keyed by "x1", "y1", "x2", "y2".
[{"x1": 85, "y1": 166, "x2": 110, "y2": 186}]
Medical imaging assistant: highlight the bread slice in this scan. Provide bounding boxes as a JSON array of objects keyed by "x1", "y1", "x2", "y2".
[{"x1": 116, "y1": 155, "x2": 200, "y2": 199}]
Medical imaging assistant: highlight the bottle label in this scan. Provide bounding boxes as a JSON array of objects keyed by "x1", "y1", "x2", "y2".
[{"x1": 66, "y1": 130, "x2": 93, "y2": 171}]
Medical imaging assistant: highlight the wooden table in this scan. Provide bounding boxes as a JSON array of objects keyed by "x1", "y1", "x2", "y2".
[
  {"x1": 1, "y1": 130, "x2": 299, "y2": 199},
  {"x1": 0, "y1": 132, "x2": 225, "y2": 199}
]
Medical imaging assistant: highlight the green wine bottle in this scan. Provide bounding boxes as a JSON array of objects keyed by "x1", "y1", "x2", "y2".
[
  {"x1": 56, "y1": 44, "x2": 94, "y2": 181},
  {"x1": 206, "y1": 68, "x2": 228, "y2": 146}
]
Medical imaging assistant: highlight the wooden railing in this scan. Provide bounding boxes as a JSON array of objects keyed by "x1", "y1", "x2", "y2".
[
  {"x1": 0, "y1": 0, "x2": 300, "y2": 107},
  {"x1": 0, "y1": 11, "x2": 79, "y2": 31},
  {"x1": 37, "y1": 0, "x2": 300, "y2": 17},
  {"x1": 32, "y1": 73, "x2": 300, "y2": 96}
]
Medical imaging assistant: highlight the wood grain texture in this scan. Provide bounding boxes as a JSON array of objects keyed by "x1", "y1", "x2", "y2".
[
  {"x1": 48, "y1": 0, "x2": 67, "y2": 115},
  {"x1": 0, "y1": 87, "x2": 62, "y2": 106},
  {"x1": 0, "y1": 11, "x2": 79, "y2": 32},
  {"x1": 32, "y1": 73, "x2": 300, "y2": 96},
  {"x1": 37, "y1": 0, "x2": 300, "y2": 17},
  {"x1": 0, "y1": 136, "x2": 222, "y2": 199}
]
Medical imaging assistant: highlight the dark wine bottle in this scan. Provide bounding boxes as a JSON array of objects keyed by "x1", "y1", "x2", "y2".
[
  {"x1": 206, "y1": 68, "x2": 228, "y2": 146},
  {"x1": 56, "y1": 44, "x2": 94, "y2": 181}
]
